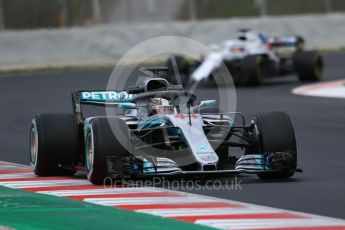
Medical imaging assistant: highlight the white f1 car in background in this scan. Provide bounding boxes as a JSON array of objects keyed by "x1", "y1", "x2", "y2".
[{"x1": 166, "y1": 29, "x2": 324, "y2": 86}]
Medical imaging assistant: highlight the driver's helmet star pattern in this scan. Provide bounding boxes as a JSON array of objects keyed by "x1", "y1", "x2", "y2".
[{"x1": 149, "y1": 97, "x2": 174, "y2": 115}]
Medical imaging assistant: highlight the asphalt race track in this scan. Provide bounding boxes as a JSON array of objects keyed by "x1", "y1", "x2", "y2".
[{"x1": 0, "y1": 53, "x2": 344, "y2": 220}]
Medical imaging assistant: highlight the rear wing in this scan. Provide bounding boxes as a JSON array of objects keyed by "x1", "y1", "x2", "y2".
[
  {"x1": 267, "y1": 36, "x2": 305, "y2": 50},
  {"x1": 71, "y1": 90, "x2": 135, "y2": 121}
]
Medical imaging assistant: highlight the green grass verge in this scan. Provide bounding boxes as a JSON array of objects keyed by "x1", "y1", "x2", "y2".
[{"x1": 0, "y1": 186, "x2": 213, "y2": 230}]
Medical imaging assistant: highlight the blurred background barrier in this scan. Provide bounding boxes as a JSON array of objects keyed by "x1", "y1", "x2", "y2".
[
  {"x1": 1, "y1": 0, "x2": 345, "y2": 28},
  {"x1": 0, "y1": 0, "x2": 344, "y2": 69}
]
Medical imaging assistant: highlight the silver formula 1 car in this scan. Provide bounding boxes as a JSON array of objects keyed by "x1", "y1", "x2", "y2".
[
  {"x1": 166, "y1": 29, "x2": 323, "y2": 86},
  {"x1": 30, "y1": 67, "x2": 300, "y2": 185}
]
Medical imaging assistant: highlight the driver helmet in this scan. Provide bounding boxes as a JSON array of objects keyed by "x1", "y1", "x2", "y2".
[{"x1": 149, "y1": 97, "x2": 174, "y2": 115}]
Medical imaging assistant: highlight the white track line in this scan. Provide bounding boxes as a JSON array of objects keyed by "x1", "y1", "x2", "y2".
[
  {"x1": 0, "y1": 165, "x2": 22, "y2": 170},
  {"x1": 0, "y1": 161, "x2": 30, "y2": 167},
  {"x1": 84, "y1": 196, "x2": 213, "y2": 206},
  {"x1": 0, "y1": 179, "x2": 91, "y2": 188},
  {"x1": 137, "y1": 207, "x2": 279, "y2": 217},
  {"x1": 38, "y1": 188, "x2": 164, "y2": 196},
  {"x1": 0, "y1": 173, "x2": 35, "y2": 179}
]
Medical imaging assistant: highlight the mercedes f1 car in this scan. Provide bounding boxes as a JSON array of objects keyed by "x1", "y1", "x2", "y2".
[
  {"x1": 30, "y1": 67, "x2": 300, "y2": 185},
  {"x1": 166, "y1": 29, "x2": 323, "y2": 86}
]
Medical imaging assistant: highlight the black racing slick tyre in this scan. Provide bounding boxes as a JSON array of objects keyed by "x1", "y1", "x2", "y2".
[
  {"x1": 293, "y1": 50, "x2": 323, "y2": 81},
  {"x1": 85, "y1": 117, "x2": 130, "y2": 185},
  {"x1": 252, "y1": 112, "x2": 297, "y2": 180},
  {"x1": 30, "y1": 114, "x2": 79, "y2": 176},
  {"x1": 238, "y1": 55, "x2": 264, "y2": 86}
]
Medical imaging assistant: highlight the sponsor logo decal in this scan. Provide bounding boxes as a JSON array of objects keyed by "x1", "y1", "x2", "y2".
[
  {"x1": 197, "y1": 151, "x2": 217, "y2": 161},
  {"x1": 198, "y1": 144, "x2": 208, "y2": 151},
  {"x1": 175, "y1": 114, "x2": 199, "y2": 119},
  {"x1": 200, "y1": 155, "x2": 217, "y2": 161},
  {"x1": 80, "y1": 91, "x2": 134, "y2": 102}
]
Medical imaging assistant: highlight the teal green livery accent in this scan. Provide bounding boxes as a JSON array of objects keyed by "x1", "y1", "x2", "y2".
[{"x1": 118, "y1": 103, "x2": 137, "y2": 109}]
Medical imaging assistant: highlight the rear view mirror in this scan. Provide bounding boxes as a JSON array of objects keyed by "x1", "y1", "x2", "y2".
[{"x1": 199, "y1": 100, "x2": 217, "y2": 108}]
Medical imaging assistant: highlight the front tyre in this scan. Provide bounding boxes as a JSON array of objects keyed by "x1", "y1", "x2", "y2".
[
  {"x1": 293, "y1": 50, "x2": 323, "y2": 81},
  {"x1": 30, "y1": 114, "x2": 79, "y2": 176},
  {"x1": 252, "y1": 112, "x2": 297, "y2": 180},
  {"x1": 85, "y1": 117, "x2": 130, "y2": 185}
]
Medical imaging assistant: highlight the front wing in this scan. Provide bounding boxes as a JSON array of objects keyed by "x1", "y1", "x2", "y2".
[{"x1": 106, "y1": 152, "x2": 301, "y2": 178}]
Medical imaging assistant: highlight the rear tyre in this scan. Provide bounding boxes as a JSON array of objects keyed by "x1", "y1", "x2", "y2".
[
  {"x1": 236, "y1": 55, "x2": 264, "y2": 86},
  {"x1": 252, "y1": 112, "x2": 297, "y2": 180},
  {"x1": 85, "y1": 117, "x2": 130, "y2": 185},
  {"x1": 293, "y1": 50, "x2": 323, "y2": 81},
  {"x1": 30, "y1": 114, "x2": 79, "y2": 176}
]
